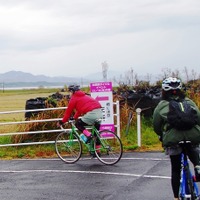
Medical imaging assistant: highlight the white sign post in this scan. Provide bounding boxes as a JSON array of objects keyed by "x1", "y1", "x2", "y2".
[
  {"x1": 136, "y1": 108, "x2": 142, "y2": 147},
  {"x1": 90, "y1": 82, "x2": 114, "y2": 132}
]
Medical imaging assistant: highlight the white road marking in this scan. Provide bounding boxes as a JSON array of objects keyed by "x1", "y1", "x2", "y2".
[
  {"x1": 0, "y1": 169, "x2": 171, "y2": 179},
  {"x1": 12, "y1": 157, "x2": 169, "y2": 161},
  {"x1": 120, "y1": 157, "x2": 169, "y2": 161},
  {"x1": 0, "y1": 156, "x2": 170, "y2": 179}
]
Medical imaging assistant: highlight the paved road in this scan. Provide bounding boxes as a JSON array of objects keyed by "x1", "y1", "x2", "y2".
[{"x1": 0, "y1": 152, "x2": 188, "y2": 200}]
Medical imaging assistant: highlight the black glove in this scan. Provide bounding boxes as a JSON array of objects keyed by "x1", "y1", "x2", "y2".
[
  {"x1": 158, "y1": 135, "x2": 162, "y2": 142},
  {"x1": 69, "y1": 116, "x2": 74, "y2": 121}
]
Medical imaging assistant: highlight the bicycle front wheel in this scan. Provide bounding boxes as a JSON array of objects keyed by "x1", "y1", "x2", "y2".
[
  {"x1": 95, "y1": 130, "x2": 123, "y2": 165},
  {"x1": 55, "y1": 131, "x2": 82, "y2": 164},
  {"x1": 179, "y1": 168, "x2": 199, "y2": 200},
  {"x1": 186, "y1": 172, "x2": 198, "y2": 200}
]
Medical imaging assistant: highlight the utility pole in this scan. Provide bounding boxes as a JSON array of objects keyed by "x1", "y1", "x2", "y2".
[
  {"x1": 102, "y1": 61, "x2": 109, "y2": 81},
  {"x1": 2, "y1": 82, "x2": 4, "y2": 93}
]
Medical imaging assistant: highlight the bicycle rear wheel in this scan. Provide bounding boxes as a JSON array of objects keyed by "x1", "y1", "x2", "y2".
[
  {"x1": 186, "y1": 174, "x2": 198, "y2": 200},
  {"x1": 55, "y1": 131, "x2": 82, "y2": 164},
  {"x1": 95, "y1": 130, "x2": 123, "y2": 165}
]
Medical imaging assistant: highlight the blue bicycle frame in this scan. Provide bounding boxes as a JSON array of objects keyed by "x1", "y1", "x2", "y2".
[{"x1": 179, "y1": 151, "x2": 199, "y2": 199}]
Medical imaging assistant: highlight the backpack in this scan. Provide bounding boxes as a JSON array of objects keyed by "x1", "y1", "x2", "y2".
[{"x1": 167, "y1": 99, "x2": 198, "y2": 130}]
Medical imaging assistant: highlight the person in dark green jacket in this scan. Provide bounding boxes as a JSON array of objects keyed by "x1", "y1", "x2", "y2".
[{"x1": 153, "y1": 77, "x2": 200, "y2": 200}]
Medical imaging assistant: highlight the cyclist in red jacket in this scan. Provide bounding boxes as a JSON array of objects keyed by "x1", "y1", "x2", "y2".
[{"x1": 57, "y1": 84, "x2": 103, "y2": 145}]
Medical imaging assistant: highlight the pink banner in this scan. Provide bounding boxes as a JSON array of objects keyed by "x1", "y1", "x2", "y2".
[{"x1": 90, "y1": 82, "x2": 112, "y2": 93}]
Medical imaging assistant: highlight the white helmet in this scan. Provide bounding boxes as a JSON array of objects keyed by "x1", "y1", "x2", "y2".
[{"x1": 162, "y1": 77, "x2": 182, "y2": 91}]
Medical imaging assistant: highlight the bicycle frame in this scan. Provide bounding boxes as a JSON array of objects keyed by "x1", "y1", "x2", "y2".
[
  {"x1": 67, "y1": 122, "x2": 95, "y2": 152},
  {"x1": 179, "y1": 151, "x2": 199, "y2": 199}
]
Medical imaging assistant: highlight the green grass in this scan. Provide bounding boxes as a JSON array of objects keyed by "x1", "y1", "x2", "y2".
[{"x1": 121, "y1": 117, "x2": 162, "y2": 152}]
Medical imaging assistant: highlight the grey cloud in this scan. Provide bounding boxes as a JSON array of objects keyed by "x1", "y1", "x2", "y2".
[{"x1": 0, "y1": 0, "x2": 200, "y2": 77}]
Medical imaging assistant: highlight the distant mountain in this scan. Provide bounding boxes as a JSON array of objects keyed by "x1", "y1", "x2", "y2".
[
  {"x1": 0, "y1": 70, "x2": 122, "y2": 83},
  {"x1": 0, "y1": 71, "x2": 82, "y2": 83},
  {"x1": 0, "y1": 70, "x2": 158, "y2": 89},
  {"x1": 0, "y1": 71, "x2": 89, "y2": 88},
  {"x1": 0, "y1": 70, "x2": 120, "y2": 88}
]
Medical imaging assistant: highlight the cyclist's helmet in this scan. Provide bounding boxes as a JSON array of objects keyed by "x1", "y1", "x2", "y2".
[
  {"x1": 162, "y1": 77, "x2": 182, "y2": 91},
  {"x1": 68, "y1": 84, "x2": 80, "y2": 92}
]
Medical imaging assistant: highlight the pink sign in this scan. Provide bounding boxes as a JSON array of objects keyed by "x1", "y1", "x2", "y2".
[
  {"x1": 90, "y1": 82, "x2": 112, "y2": 93},
  {"x1": 90, "y1": 81, "x2": 114, "y2": 133}
]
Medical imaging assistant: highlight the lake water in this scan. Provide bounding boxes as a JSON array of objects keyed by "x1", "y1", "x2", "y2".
[{"x1": 2, "y1": 85, "x2": 64, "y2": 90}]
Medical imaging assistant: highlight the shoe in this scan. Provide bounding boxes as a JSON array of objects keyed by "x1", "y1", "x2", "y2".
[
  {"x1": 91, "y1": 152, "x2": 101, "y2": 158},
  {"x1": 90, "y1": 151, "x2": 95, "y2": 157},
  {"x1": 90, "y1": 145, "x2": 101, "y2": 157},
  {"x1": 194, "y1": 165, "x2": 200, "y2": 182},
  {"x1": 94, "y1": 145, "x2": 101, "y2": 157}
]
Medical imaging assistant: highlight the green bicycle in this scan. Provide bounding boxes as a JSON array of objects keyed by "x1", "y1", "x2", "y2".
[{"x1": 55, "y1": 120, "x2": 123, "y2": 165}]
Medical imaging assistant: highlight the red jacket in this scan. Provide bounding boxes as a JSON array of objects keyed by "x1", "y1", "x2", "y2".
[{"x1": 62, "y1": 90, "x2": 101, "y2": 123}]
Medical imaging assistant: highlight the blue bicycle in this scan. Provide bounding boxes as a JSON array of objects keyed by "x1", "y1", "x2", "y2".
[{"x1": 179, "y1": 142, "x2": 200, "y2": 200}]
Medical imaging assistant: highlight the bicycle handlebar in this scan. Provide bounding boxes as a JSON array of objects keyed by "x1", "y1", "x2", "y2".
[
  {"x1": 59, "y1": 120, "x2": 75, "y2": 130},
  {"x1": 68, "y1": 119, "x2": 75, "y2": 123}
]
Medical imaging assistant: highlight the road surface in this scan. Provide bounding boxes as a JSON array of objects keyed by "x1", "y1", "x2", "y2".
[{"x1": 0, "y1": 152, "x2": 189, "y2": 200}]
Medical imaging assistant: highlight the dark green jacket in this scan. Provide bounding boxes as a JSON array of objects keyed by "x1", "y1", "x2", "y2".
[{"x1": 153, "y1": 97, "x2": 200, "y2": 147}]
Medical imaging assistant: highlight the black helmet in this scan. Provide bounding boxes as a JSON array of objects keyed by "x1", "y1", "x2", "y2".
[{"x1": 68, "y1": 84, "x2": 80, "y2": 92}]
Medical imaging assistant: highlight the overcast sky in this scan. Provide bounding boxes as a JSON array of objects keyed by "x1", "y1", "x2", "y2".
[{"x1": 0, "y1": 0, "x2": 200, "y2": 78}]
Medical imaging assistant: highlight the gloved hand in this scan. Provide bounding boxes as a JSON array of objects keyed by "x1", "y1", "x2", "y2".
[
  {"x1": 57, "y1": 120, "x2": 64, "y2": 127},
  {"x1": 69, "y1": 116, "x2": 74, "y2": 121},
  {"x1": 158, "y1": 135, "x2": 162, "y2": 142}
]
